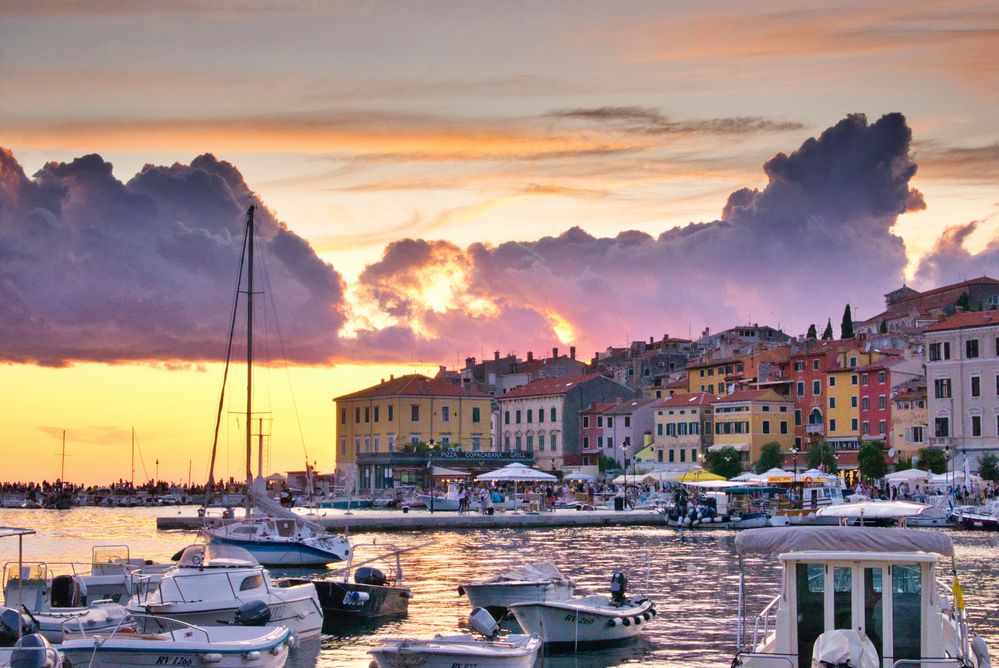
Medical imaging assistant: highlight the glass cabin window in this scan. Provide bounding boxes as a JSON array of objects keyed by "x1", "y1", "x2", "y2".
[
  {"x1": 864, "y1": 567, "x2": 884, "y2": 660},
  {"x1": 833, "y1": 566, "x2": 852, "y2": 630},
  {"x1": 892, "y1": 564, "x2": 922, "y2": 663},
  {"x1": 797, "y1": 564, "x2": 825, "y2": 668},
  {"x1": 240, "y1": 574, "x2": 264, "y2": 591}
]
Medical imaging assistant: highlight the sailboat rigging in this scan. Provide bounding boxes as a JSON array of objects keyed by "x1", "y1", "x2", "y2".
[{"x1": 201, "y1": 204, "x2": 351, "y2": 567}]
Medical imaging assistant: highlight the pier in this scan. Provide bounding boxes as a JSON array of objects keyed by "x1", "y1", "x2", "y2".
[{"x1": 155, "y1": 508, "x2": 666, "y2": 532}]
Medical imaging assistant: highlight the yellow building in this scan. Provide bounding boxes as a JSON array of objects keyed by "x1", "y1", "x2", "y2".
[
  {"x1": 686, "y1": 357, "x2": 744, "y2": 394},
  {"x1": 824, "y1": 348, "x2": 881, "y2": 448},
  {"x1": 650, "y1": 392, "x2": 717, "y2": 467},
  {"x1": 710, "y1": 389, "x2": 794, "y2": 467},
  {"x1": 333, "y1": 374, "x2": 492, "y2": 487}
]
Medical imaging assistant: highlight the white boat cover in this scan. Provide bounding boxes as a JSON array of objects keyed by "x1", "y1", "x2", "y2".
[
  {"x1": 735, "y1": 526, "x2": 953, "y2": 557},
  {"x1": 811, "y1": 630, "x2": 880, "y2": 668},
  {"x1": 815, "y1": 501, "x2": 934, "y2": 519},
  {"x1": 494, "y1": 561, "x2": 566, "y2": 582}
]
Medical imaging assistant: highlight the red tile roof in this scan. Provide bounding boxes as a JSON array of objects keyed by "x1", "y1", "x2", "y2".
[
  {"x1": 924, "y1": 310, "x2": 999, "y2": 332},
  {"x1": 502, "y1": 373, "x2": 606, "y2": 398},
  {"x1": 659, "y1": 392, "x2": 719, "y2": 407},
  {"x1": 335, "y1": 374, "x2": 489, "y2": 400},
  {"x1": 580, "y1": 401, "x2": 616, "y2": 415}
]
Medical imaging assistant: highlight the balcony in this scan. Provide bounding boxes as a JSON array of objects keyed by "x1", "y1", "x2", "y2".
[
  {"x1": 805, "y1": 424, "x2": 824, "y2": 435},
  {"x1": 928, "y1": 437, "x2": 954, "y2": 448}
]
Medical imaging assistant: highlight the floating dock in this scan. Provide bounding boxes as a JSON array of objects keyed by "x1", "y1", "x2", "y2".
[{"x1": 155, "y1": 509, "x2": 665, "y2": 533}]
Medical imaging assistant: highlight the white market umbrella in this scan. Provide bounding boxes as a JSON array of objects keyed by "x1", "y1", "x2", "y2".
[
  {"x1": 757, "y1": 468, "x2": 795, "y2": 483},
  {"x1": 885, "y1": 468, "x2": 931, "y2": 483},
  {"x1": 729, "y1": 472, "x2": 758, "y2": 483},
  {"x1": 799, "y1": 468, "x2": 834, "y2": 482},
  {"x1": 564, "y1": 471, "x2": 596, "y2": 482},
  {"x1": 476, "y1": 463, "x2": 557, "y2": 513}
]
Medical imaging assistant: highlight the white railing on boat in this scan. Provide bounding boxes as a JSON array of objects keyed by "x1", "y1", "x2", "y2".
[
  {"x1": 61, "y1": 611, "x2": 211, "y2": 643},
  {"x1": 734, "y1": 652, "x2": 794, "y2": 666},
  {"x1": 751, "y1": 594, "x2": 781, "y2": 649},
  {"x1": 133, "y1": 568, "x2": 252, "y2": 605},
  {"x1": 892, "y1": 660, "x2": 963, "y2": 667}
]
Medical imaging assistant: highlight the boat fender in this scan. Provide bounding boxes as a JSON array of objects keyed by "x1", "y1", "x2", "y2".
[
  {"x1": 345, "y1": 591, "x2": 370, "y2": 604},
  {"x1": 199, "y1": 653, "x2": 223, "y2": 664},
  {"x1": 243, "y1": 650, "x2": 261, "y2": 662},
  {"x1": 633, "y1": 616, "x2": 642, "y2": 625},
  {"x1": 971, "y1": 632, "x2": 991, "y2": 668},
  {"x1": 401, "y1": 591, "x2": 414, "y2": 598},
  {"x1": 642, "y1": 612, "x2": 651, "y2": 621},
  {"x1": 457, "y1": 585, "x2": 466, "y2": 597},
  {"x1": 286, "y1": 635, "x2": 297, "y2": 649},
  {"x1": 622, "y1": 618, "x2": 631, "y2": 626},
  {"x1": 269, "y1": 646, "x2": 282, "y2": 656},
  {"x1": 607, "y1": 618, "x2": 621, "y2": 627}
]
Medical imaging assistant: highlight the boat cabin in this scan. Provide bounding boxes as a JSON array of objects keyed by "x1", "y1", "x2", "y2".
[{"x1": 734, "y1": 527, "x2": 973, "y2": 668}]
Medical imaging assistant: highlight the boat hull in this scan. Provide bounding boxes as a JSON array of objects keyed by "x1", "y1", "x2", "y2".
[
  {"x1": 282, "y1": 578, "x2": 410, "y2": 624},
  {"x1": 59, "y1": 626, "x2": 291, "y2": 668},
  {"x1": 317, "y1": 499, "x2": 372, "y2": 509},
  {"x1": 509, "y1": 597, "x2": 655, "y2": 647},
  {"x1": 31, "y1": 604, "x2": 134, "y2": 643},
  {"x1": 665, "y1": 511, "x2": 769, "y2": 530},
  {"x1": 958, "y1": 513, "x2": 999, "y2": 530},
  {"x1": 415, "y1": 495, "x2": 461, "y2": 511},
  {"x1": 204, "y1": 535, "x2": 346, "y2": 567},
  {"x1": 369, "y1": 634, "x2": 540, "y2": 668},
  {"x1": 129, "y1": 595, "x2": 322, "y2": 640},
  {"x1": 461, "y1": 581, "x2": 574, "y2": 618}
]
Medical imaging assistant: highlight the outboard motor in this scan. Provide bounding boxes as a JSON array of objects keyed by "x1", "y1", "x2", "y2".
[
  {"x1": 468, "y1": 607, "x2": 499, "y2": 640},
  {"x1": 610, "y1": 571, "x2": 628, "y2": 606},
  {"x1": 354, "y1": 567, "x2": 388, "y2": 587},
  {"x1": 234, "y1": 600, "x2": 271, "y2": 626},
  {"x1": 50, "y1": 575, "x2": 84, "y2": 608},
  {"x1": 0, "y1": 607, "x2": 36, "y2": 648},
  {"x1": 11, "y1": 634, "x2": 58, "y2": 668}
]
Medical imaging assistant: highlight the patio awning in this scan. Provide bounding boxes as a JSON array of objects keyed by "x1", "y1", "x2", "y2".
[
  {"x1": 431, "y1": 466, "x2": 470, "y2": 478},
  {"x1": 708, "y1": 443, "x2": 749, "y2": 452}
]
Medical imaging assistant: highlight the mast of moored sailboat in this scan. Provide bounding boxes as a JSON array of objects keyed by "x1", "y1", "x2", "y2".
[{"x1": 245, "y1": 204, "x2": 255, "y2": 516}]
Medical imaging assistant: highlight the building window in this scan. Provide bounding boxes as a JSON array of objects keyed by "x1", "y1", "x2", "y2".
[
  {"x1": 625, "y1": 416, "x2": 631, "y2": 428},
  {"x1": 472, "y1": 436, "x2": 481, "y2": 451},
  {"x1": 515, "y1": 436, "x2": 522, "y2": 449},
  {"x1": 551, "y1": 407, "x2": 557, "y2": 421},
  {"x1": 410, "y1": 434, "x2": 420, "y2": 445},
  {"x1": 388, "y1": 434, "x2": 395, "y2": 451},
  {"x1": 861, "y1": 374, "x2": 869, "y2": 386},
  {"x1": 862, "y1": 421, "x2": 870, "y2": 435},
  {"x1": 597, "y1": 436, "x2": 604, "y2": 448},
  {"x1": 339, "y1": 437, "x2": 346, "y2": 454},
  {"x1": 472, "y1": 407, "x2": 481, "y2": 422},
  {"x1": 354, "y1": 437, "x2": 360, "y2": 454},
  {"x1": 762, "y1": 420, "x2": 771, "y2": 434},
  {"x1": 373, "y1": 437, "x2": 380, "y2": 452},
  {"x1": 971, "y1": 376, "x2": 980, "y2": 398},
  {"x1": 539, "y1": 409, "x2": 545, "y2": 423},
  {"x1": 550, "y1": 434, "x2": 556, "y2": 450},
  {"x1": 780, "y1": 421, "x2": 788, "y2": 435},
  {"x1": 796, "y1": 381, "x2": 805, "y2": 396},
  {"x1": 669, "y1": 450, "x2": 675, "y2": 462},
  {"x1": 878, "y1": 419, "x2": 886, "y2": 435},
  {"x1": 607, "y1": 437, "x2": 614, "y2": 449},
  {"x1": 374, "y1": 406, "x2": 380, "y2": 422},
  {"x1": 829, "y1": 418, "x2": 837, "y2": 432},
  {"x1": 794, "y1": 361, "x2": 804, "y2": 371},
  {"x1": 504, "y1": 411, "x2": 510, "y2": 425},
  {"x1": 583, "y1": 436, "x2": 590, "y2": 450},
  {"x1": 829, "y1": 397, "x2": 836, "y2": 409},
  {"x1": 971, "y1": 415, "x2": 982, "y2": 437},
  {"x1": 861, "y1": 396, "x2": 870, "y2": 410},
  {"x1": 597, "y1": 416, "x2": 603, "y2": 427},
  {"x1": 607, "y1": 417, "x2": 614, "y2": 428},
  {"x1": 966, "y1": 339, "x2": 980, "y2": 359},
  {"x1": 910, "y1": 426, "x2": 923, "y2": 443},
  {"x1": 504, "y1": 436, "x2": 510, "y2": 449},
  {"x1": 877, "y1": 395, "x2": 886, "y2": 410},
  {"x1": 582, "y1": 415, "x2": 589, "y2": 428},
  {"x1": 813, "y1": 359, "x2": 820, "y2": 370},
  {"x1": 441, "y1": 406, "x2": 450, "y2": 422},
  {"x1": 934, "y1": 417, "x2": 949, "y2": 438},
  {"x1": 812, "y1": 380, "x2": 821, "y2": 395},
  {"x1": 355, "y1": 408, "x2": 361, "y2": 424},
  {"x1": 657, "y1": 423, "x2": 663, "y2": 436},
  {"x1": 527, "y1": 435, "x2": 534, "y2": 450},
  {"x1": 934, "y1": 378, "x2": 952, "y2": 399},
  {"x1": 795, "y1": 409, "x2": 801, "y2": 426},
  {"x1": 411, "y1": 404, "x2": 420, "y2": 421},
  {"x1": 364, "y1": 407, "x2": 370, "y2": 423},
  {"x1": 851, "y1": 395, "x2": 858, "y2": 408},
  {"x1": 851, "y1": 418, "x2": 858, "y2": 431},
  {"x1": 388, "y1": 405, "x2": 394, "y2": 421},
  {"x1": 340, "y1": 408, "x2": 346, "y2": 424},
  {"x1": 877, "y1": 371, "x2": 886, "y2": 384},
  {"x1": 527, "y1": 409, "x2": 533, "y2": 423},
  {"x1": 516, "y1": 410, "x2": 521, "y2": 424},
  {"x1": 849, "y1": 356, "x2": 857, "y2": 368},
  {"x1": 829, "y1": 376, "x2": 836, "y2": 387},
  {"x1": 851, "y1": 375, "x2": 858, "y2": 385},
  {"x1": 657, "y1": 450, "x2": 664, "y2": 463},
  {"x1": 680, "y1": 449, "x2": 686, "y2": 462}
]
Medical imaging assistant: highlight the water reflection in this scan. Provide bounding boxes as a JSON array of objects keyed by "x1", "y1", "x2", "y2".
[{"x1": 0, "y1": 508, "x2": 996, "y2": 667}]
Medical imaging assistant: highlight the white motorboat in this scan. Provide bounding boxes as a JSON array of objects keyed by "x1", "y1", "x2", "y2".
[
  {"x1": 956, "y1": 499, "x2": 999, "y2": 531},
  {"x1": 731, "y1": 525, "x2": 992, "y2": 668},
  {"x1": 369, "y1": 607, "x2": 540, "y2": 668},
  {"x1": 661, "y1": 487, "x2": 769, "y2": 530},
  {"x1": 127, "y1": 544, "x2": 323, "y2": 640},
  {"x1": 509, "y1": 572, "x2": 655, "y2": 647},
  {"x1": 458, "y1": 561, "x2": 573, "y2": 619},
  {"x1": 59, "y1": 614, "x2": 292, "y2": 668},
  {"x1": 814, "y1": 500, "x2": 953, "y2": 527}
]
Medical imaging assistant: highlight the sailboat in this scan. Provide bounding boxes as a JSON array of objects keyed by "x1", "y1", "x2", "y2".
[{"x1": 201, "y1": 204, "x2": 351, "y2": 567}]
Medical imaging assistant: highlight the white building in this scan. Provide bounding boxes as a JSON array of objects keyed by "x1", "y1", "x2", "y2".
[{"x1": 924, "y1": 311, "x2": 999, "y2": 470}]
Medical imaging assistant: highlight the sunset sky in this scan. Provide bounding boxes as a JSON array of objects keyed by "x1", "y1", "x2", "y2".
[{"x1": 2, "y1": 1, "x2": 998, "y2": 484}]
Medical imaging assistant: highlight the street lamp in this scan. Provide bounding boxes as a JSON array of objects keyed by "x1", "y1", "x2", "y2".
[{"x1": 789, "y1": 447, "x2": 799, "y2": 483}]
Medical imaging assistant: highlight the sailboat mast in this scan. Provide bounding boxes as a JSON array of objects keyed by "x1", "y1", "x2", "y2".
[
  {"x1": 245, "y1": 204, "x2": 255, "y2": 511},
  {"x1": 131, "y1": 427, "x2": 135, "y2": 487},
  {"x1": 60, "y1": 430, "x2": 66, "y2": 481}
]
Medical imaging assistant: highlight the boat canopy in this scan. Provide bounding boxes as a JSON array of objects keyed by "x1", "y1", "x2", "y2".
[
  {"x1": 0, "y1": 527, "x2": 35, "y2": 539},
  {"x1": 177, "y1": 543, "x2": 260, "y2": 568},
  {"x1": 495, "y1": 561, "x2": 567, "y2": 582},
  {"x1": 735, "y1": 526, "x2": 953, "y2": 557}
]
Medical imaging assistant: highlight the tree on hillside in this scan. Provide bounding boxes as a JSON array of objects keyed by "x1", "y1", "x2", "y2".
[
  {"x1": 841, "y1": 304, "x2": 854, "y2": 339},
  {"x1": 755, "y1": 442, "x2": 785, "y2": 474},
  {"x1": 705, "y1": 447, "x2": 743, "y2": 479},
  {"x1": 978, "y1": 452, "x2": 999, "y2": 482},
  {"x1": 917, "y1": 447, "x2": 948, "y2": 474},
  {"x1": 858, "y1": 440, "x2": 887, "y2": 481},
  {"x1": 806, "y1": 324, "x2": 818, "y2": 340},
  {"x1": 805, "y1": 441, "x2": 838, "y2": 472},
  {"x1": 821, "y1": 319, "x2": 834, "y2": 340},
  {"x1": 879, "y1": 320, "x2": 888, "y2": 334}
]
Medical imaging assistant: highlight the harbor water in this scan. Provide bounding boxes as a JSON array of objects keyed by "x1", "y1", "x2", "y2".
[{"x1": 1, "y1": 507, "x2": 997, "y2": 667}]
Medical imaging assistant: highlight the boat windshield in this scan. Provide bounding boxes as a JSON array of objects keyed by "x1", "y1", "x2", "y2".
[{"x1": 177, "y1": 544, "x2": 259, "y2": 568}]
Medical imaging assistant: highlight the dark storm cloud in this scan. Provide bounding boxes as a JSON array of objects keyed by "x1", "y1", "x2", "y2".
[
  {"x1": 0, "y1": 149, "x2": 345, "y2": 366},
  {"x1": 352, "y1": 113, "x2": 917, "y2": 354},
  {"x1": 913, "y1": 220, "x2": 999, "y2": 287}
]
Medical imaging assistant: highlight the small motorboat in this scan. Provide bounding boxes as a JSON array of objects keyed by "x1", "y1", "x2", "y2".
[
  {"x1": 58, "y1": 614, "x2": 293, "y2": 668},
  {"x1": 127, "y1": 544, "x2": 323, "y2": 640},
  {"x1": 19, "y1": 602, "x2": 135, "y2": 644},
  {"x1": 458, "y1": 561, "x2": 573, "y2": 619},
  {"x1": 730, "y1": 526, "x2": 992, "y2": 668},
  {"x1": 368, "y1": 607, "x2": 540, "y2": 668},
  {"x1": 509, "y1": 572, "x2": 655, "y2": 647},
  {"x1": 956, "y1": 500, "x2": 999, "y2": 530}
]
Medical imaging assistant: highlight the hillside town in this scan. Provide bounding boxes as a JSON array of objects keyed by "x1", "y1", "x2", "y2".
[{"x1": 334, "y1": 276, "x2": 999, "y2": 493}]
